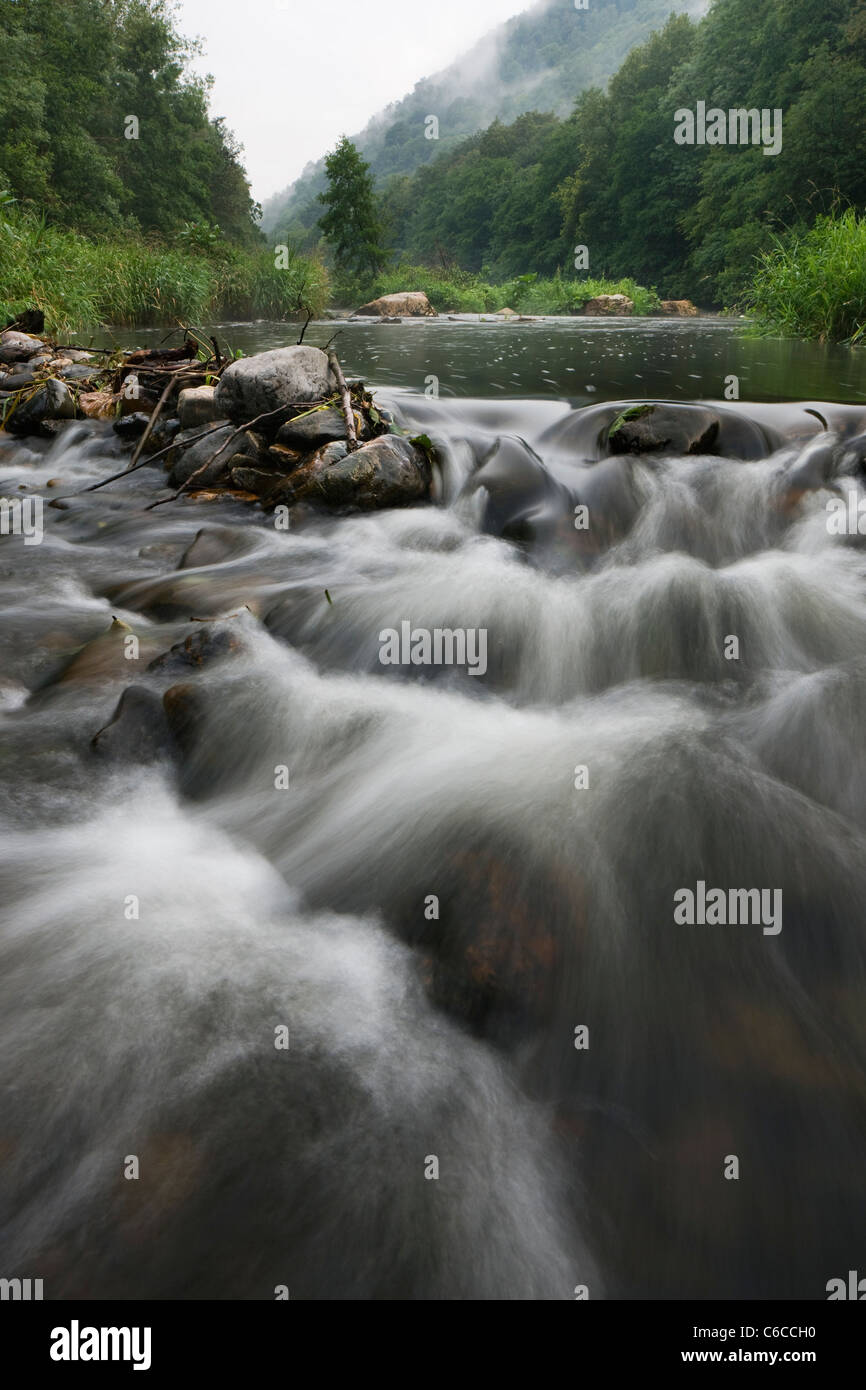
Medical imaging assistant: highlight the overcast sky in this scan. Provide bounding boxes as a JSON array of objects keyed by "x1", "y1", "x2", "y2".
[{"x1": 175, "y1": 0, "x2": 534, "y2": 203}]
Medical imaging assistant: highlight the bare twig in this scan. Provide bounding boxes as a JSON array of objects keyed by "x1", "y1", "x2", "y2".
[
  {"x1": 126, "y1": 366, "x2": 201, "y2": 472},
  {"x1": 80, "y1": 423, "x2": 229, "y2": 493},
  {"x1": 297, "y1": 311, "x2": 313, "y2": 346},
  {"x1": 326, "y1": 348, "x2": 358, "y2": 451}
]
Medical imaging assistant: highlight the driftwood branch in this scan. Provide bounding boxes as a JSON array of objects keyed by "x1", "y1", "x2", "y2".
[{"x1": 327, "y1": 349, "x2": 358, "y2": 451}]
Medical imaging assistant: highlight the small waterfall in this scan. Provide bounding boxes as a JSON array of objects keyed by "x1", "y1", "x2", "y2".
[{"x1": 2, "y1": 392, "x2": 866, "y2": 1298}]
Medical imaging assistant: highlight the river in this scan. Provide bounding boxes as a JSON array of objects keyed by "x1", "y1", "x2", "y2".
[{"x1": 1, "y1": 316, "x2": 865, "y2": 1299}]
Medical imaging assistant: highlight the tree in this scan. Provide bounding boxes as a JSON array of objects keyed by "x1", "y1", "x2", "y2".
[{"x1": 317, "y1": 137, "x2": 387, "y2": 279}]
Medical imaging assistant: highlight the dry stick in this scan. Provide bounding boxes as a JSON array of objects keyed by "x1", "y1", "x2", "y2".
[
  {"x1": 80, "y1": 423, "x2": 229, "y2": 493},
  {"x1": 144, "y1": 400, "x2": 333, "y2": 511},
  {"x1": 326, "y1": 349, "x2": 358, "y2": 451},
  {"x1": 125, "y1": 366, "x2": 203, "y2": 474}
]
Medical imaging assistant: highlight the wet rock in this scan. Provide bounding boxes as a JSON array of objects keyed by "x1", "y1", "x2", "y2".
[
  {"x1": 275, "y1": 406, "x2": 347, "y2": 449},
  {"x1": 162, "y1": 681, "x2": 205, "y2": 760},
  {"x1": 660, "y1": 299, "x2": 698, "y2": 316},
  {"x1": 267, "y1": 434, "x2": 431, "y2": 512},
  {"x1": 608, "y1": 403, "x2": 720, "y2": 455},
  {"x1": 5, "y1": 379, "x2": 74, "y2": 433},
  {"x1": 168, "y1": 423, "x2": 259, "y2": 487},
  {"x1": 148, "y1": 623, "x2": 244, "y2": 674},
  {"x1": 59, "y1": 363, "x2": 103, "y2": 382},
  {"x1": 0, "y1": 366, "x2": 37, "y2": 390},
  {"x1": 92, "y1": 686, "x2": 175, "y2": 764},
  {"x1": 145, "y1": 416, "x2": 182, "y2": 454},
  {"x1": 583, "y1": 294, "x2": 634, "y2": 316},
  {"x1": 353, "y1": 291, "x2": 436, "y2": 318},
  {"x1": 39, "y1": 419, "x2": 82, "y2": 441},
  {"x1": 0, "y1": 330, "x2": 44, "y2": 364},
  {"x1": 113, "y1": 412, "x2": 151, "y2": 440},
  {"x1": 266, "y1": 442, "x2": 304, "y2": 470},
  {"x1": 44, "y1": 617, "x2": 138, "y2": 688},
  {"x1": 178, "y1": 385, "x2": 221, "y2": 430},
  {"x1": 229, "y1": 465, "x2": 281, "y2": 496},
  {"x1": 214, "y1": 346, "x2": 335, "y2": 424}
]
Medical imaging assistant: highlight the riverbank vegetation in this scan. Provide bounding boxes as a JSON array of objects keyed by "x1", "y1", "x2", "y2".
[
  {"x1": 334, "y1": 263, "x2": 660, "y2": 316},
  {"x1": 747, "y1": 209, "x2": 866, "y2": 344},
  {"x1": 0, "y1": 196, "x2": 328, "y2": 336}
]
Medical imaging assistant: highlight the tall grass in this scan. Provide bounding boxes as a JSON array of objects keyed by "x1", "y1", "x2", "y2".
[
  {"x1": 335, "y1": 262, "x2": 661, "y2": 316},
  {"x1": 0, "y1": 197, "x2": 328, "y2": 335},
  {"x1": 746, "y1": 208, "x2": 866, "y2": 343}
]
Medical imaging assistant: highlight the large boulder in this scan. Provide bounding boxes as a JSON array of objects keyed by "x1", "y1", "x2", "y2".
[
  {"x1": 583, "y1": 294, "x2": 634, "y2": 317},
  {"x1": 268, "y1": 435, "x2": 431, "y2": 512},
  {"x1": 608, "y1": 403, "x2": 720, "y2": 455},
  {"x1": 660, "y1": 299, "x2": 699, "y2": 317},
  {"x1": 213, "y1": 346, "x2": 335, "y2": 424},
  {"x1": 353, "y1": 292, "x2": 437, "y2": 318}
]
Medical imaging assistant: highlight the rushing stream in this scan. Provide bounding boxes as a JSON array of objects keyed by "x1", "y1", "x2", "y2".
[{"x1": 2, "y1": 318, "x2": 866, "y2": 1300}]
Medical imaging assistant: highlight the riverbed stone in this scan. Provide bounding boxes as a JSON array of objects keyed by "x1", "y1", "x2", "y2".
[
  {"x1": 214, "y1": 346, "x2": 335, "y2": 424},
  {"x1": 275, "y1": 406, "x2": 349, "y2": 449},
  {"x1": 92, "y1": 685, "x2": 175, "y2": 764},
  {"x1": 608, "y1": 403, "x2": 720, "y2": 455},
  {"x1": 168, "y1": 423, "x2": 261, "y2": 486},
  {"x1": 267, "y1": 434, "x2": 431, "y2": 512},
  {"x1": 0, "y1": 330, "x2": 44, "y2": 364},
  {"x1": 5, "y1": 378, "x2": 74, "y2": 433},
  {"x1": 178, "y1": 385, "x2": 221, "y2": 430}
]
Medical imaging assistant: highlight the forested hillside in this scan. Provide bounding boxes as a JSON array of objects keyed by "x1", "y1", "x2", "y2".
[
  {"x1": 0, "y1": 0, "x2": 260, "y2": 245},
  {"x1": 263, "y1": 0, "x2": 708, "y2": 240},
  {"x1": 377, "y1": 0, "x2": 866, "y2": 304}
]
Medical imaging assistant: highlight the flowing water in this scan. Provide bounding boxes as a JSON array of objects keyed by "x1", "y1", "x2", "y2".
[{"x1": 2, "y1": 318, "x2": 866, "y2": 1300}]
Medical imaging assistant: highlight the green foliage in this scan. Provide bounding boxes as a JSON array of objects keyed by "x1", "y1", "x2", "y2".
[
  {"x1": 0, "y1": 0, "x2": 260, "y2": 245},
  {"x1": 294, "y1": 0, "x2": 866, "y2": 324},
  {"x1": 746, "y1": 208, "x2": 866, "y2": 343},
  {"x1": 318, "y1": 138, "x2": 388, "y2": 279},
  {"x1": 335, "y1": 261, "x2": 659, "y2": 316},
  {"x1": 0, "y1": 196, "x2": 327, "y2": 335}
]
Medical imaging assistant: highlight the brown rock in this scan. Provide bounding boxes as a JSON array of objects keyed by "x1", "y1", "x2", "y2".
[
  {"x1": 353, "y1": 291, "x2": 437, "y2": 318},
  {"x1": 660, "y1": 299, "x2": 699, "y2": 317},
  {"x1": 583, "y1": 294, "x2": 635, "y2": 316}
]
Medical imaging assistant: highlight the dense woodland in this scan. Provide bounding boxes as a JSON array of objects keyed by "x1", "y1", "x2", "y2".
[
  {"x1": 0, "y1": 0, "x2": 260, "y2": 244},
  {"x1": 278, "y1": 0, "x2": 866, "y2": 309}
]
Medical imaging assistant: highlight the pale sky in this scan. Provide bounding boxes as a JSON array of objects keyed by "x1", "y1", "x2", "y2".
[{"x1": 175, "y1": 0, "x2": 536, "y2": 203}]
